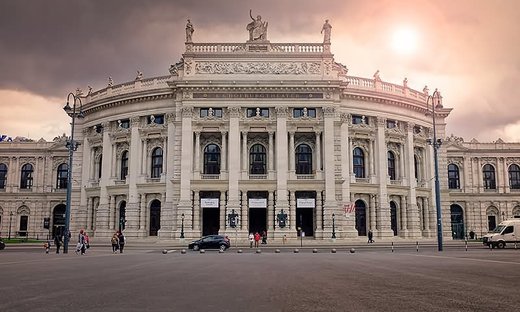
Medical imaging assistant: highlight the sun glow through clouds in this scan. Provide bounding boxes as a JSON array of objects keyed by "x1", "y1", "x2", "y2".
[{"x1": 391, "y1": 27, "x2": 418, "y2": 55}]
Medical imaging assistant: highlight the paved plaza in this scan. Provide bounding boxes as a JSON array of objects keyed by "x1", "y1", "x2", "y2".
[{"x1": 0, "y1": 245, "x2": 519, "y2": 312}]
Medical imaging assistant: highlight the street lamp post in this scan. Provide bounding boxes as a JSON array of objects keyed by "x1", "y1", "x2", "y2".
[
  {"x1": 180, "y1": 213, "x2": 185, "y2": 238},
  {"x1": 427, "y1": 88, "x2": 443, "y2": 252},
  {"x1": 8, "y1": 211, "x2": 13, "y2": 240},
  {"x1": 331, "y1": 213, "x2": 336, "y2": 239},
  {"x1": 62, "y1": 91, "x2": 84, "y2": 253}
]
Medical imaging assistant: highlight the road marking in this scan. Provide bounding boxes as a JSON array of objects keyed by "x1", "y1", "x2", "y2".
[{"x1": 403, "y1": 253, "x2": 520, "y2": 265}]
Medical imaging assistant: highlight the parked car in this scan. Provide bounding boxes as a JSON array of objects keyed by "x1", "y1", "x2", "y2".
[
  {"x1": 0, "y1": 238, "x2": 5, "y2": 250},
  {"x1": 188, "y1": 235, "x2": 230, "y2": 251}
]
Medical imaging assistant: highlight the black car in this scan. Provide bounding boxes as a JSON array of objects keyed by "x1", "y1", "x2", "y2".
[
  {"x1": 188, "y1": 235, "x2": 230, "y2": 251},
  {"x1": 0, "y1": 239, "x2": 5, "y2": 250}
]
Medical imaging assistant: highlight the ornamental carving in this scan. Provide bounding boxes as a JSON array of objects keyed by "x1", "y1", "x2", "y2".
[
  {"x1": 506, "y1": 158, "x2": 520, "y2": 166},
  {"x1": 228, "y1": 107, "x2": 241, "y2": 118},
  {"x1": 166, "y1": 112, "x2": 175, "y2": 123},
  {"x1": 146, "y1": 139, "x2": 164, "y2": 154},
  {"x1": 447, "y1": 157, "x2": 463, "y2": 168},
  {"x1": 377, "y1": 117, "x2": 386, "y2": 127},
  {"x1": 93, "y1": 147, "x2": 103, "y2": 160},
  {"x1": 184, "y1": 59, "x2": 193, "y2": 75},
  {"x1": 182, "y1": 91, "x2": 192, "y2": 99},
  {"x1": 181, "y1": 106, "x2": 194, "y2": 118},
  {"x1": 445, "y1": 134, "x2": 464, "y2": 145},
  {"x1": 0, "y1": 157, "x2": 9, "y2": 165},
  {"x1": 116, "y1": 142, "x2": 130, "y2": 158},
  {"x1": 275, "y1": 107, "x2": 288, "y2": 117},
  {"x1": 194, "y1": 61, "x2": 321, "y2": 75},
  {"x1": 340, "y1": 113, "x2": 351, "y2": 125},
  {"x1": 351, "y1": 138, "x2": 369, "y2": 153},
  {"x1": 19, "y1": 157, "x2": 36, "y2": 167},
  {"x1": 130, "y1": 116, "x2": 140, "y2": 127},
  {"x1": 323, "y1": 59, "x2": 332, "y2": 75},
  {"x1": 387, "y1": 142, "x2": 401, "y2": 155},
  {"x1": 52, "y1": 158, "x2": 68, "y2": 170},
  {"x1": 322, "y1": 106, "x2": 335, "y2": 117},
  {"x1": 481, "y1": 158, "x2": 497, "y2": 165}
]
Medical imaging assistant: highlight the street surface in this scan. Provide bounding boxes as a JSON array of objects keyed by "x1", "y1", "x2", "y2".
[{"x1": 0, "y1": 244, "x2": 519, "y2": 312}]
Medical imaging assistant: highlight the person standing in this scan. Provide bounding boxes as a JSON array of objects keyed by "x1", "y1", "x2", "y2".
[
  {"x1": 248, "y1": 233, "x2": 254, "y2": 248},
  {"x1": 368, "y1": 229, "x2": 374, "y2": 244},
  {"x1": 261, "y1": 230, "x2": 267, "y2": 245},
  {"x1": 111, "y1": 233, "x2": 119, "y2": 253},
  {"x1": 118, "y1": 231, "x2": 126, "y2": 253},
  {"x1": 44, "y1": 240, "x2": 51, "y2": 254},
  {"x1": 254, "y1": 232, "x2": 260, "y2": 248},
  {"x1": 77, "y1": 230, "x2": 86, "y2": 255},
  {"x1": 54, "y1": 235, "x2": 62, "y2": 254}
]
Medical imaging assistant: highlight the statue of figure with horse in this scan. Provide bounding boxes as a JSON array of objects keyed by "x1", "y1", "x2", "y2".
[{"x1": 247, "y1": 10, "x2": 268, "y2": 41}]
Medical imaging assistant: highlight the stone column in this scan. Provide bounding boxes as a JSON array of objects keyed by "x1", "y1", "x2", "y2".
[
  {"x1": 227, "y1": 107, "x2": 241, "y2": 214},
  {"x1": 275, "y1": 107, "x2": 289, "y2": 238},
  {"x1": 139, "y1": 193, "x2": 147, "y2": 237},
  {"x1": 268, "y1": 131, "x2": 274, "y2": 173},
  {"x1": 194, "y1": 131, "x2": 200, "y2": 174},
  {"x1": 289, "y1": 131, "x2": 295, "y2": 175},
  {"x1": 267, "y1": 191, "x2": 274, "y2": 233},
  {"x1": 369, "y1": 194, "x2": 376, "y2": 231},
  {"x1": 316, "y1": 191, "x2": 323, "y2": 232},
  {"x1": 86, "y1": 197, "x2": 93, "y2": 231},
  {"x1": 339, "y1": 113, "x2": 356, "y2": 237},
  {"x1": 405, "y1": 123, "x2": 420, "y2": 237},
  {"x1": 476, "y1": 158, "x2": 482, "y2": 192},
  {"x1": 315, "y1": 131, "x2": 322, "y2": 173},
  {"x1": 220, "y1": 191, "x2": 226, "y2": 232},
  {"x1": 108, "y1": 196, "x2": 115, "y2": 230},
  {"x1": 141, "y1": 139, "x2": 148, "y2": 175},
  {"x1": 289, "y1": 191, "x2": 296, "y2": 231},
  {"x1": 164, "y1": 113, "x2": 176, "y2": 238},
  {"x1": 124, "y1": 117, "x2": 141, "y2": 236},
  {"x1": 178, "y1": 107, "x2": 194, "y2": 236},
  {"x1": 111, "y1": 143, "x2": 117, "y2": 178},
  {"x1": 96, "y1": 122, "x2": 112, "y2": 238},
  {"x1": 322, "y1": 106, "x2": 337, "y2": 237},
  {"x1": 241, "y1": 191, "x2": 248, "y2": 231},
  {"x1": 193, "y1": 191, "x2": 200, "y2": 231},
  {"x1": 221, "y1": 131, "x2": 227, "y2": 172},
  {"x1": 241, "y1": 131, "x2": 248, "y2": 175},
  {"x1": 376, "y1": 117, "x2": 392, "y2": 238}
]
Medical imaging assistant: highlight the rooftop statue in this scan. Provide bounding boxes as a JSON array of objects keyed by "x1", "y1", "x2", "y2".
[
  {"x1": 321, "y1": 20, "x2": 332, "y2": 44},
  {"x1": 247, "y1": 10, "x2": 268, "y2": 41},
  {"x1": 186, "y1": 19, "x2": 194, "y2": 43}
]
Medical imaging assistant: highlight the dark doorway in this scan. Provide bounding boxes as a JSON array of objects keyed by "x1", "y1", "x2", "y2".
[
  {"x1": 19, "y1": 215, "x2": 28, "y2": 236},
  {"x1": 390, "y1": 201, "x2": 398, "y2": 236},
  {"x1": 487, "y1": 215, "x2": 496, "y2": 231},
  {"x1": 52, "y1": 204, "x2": 66, "y2": 238},
  {"x1": 296, "y1": 208, "x2": 314, "y2": 237},
  {"x1": 119, "y1": 201, "x2": 126, "y2": 231},
  {"x1": 450, "y1": 204, "x2": 465, "y2": 239},
  {"x1": 249, "y1": 208, "x2": 267, "y2": 234},
  {"x1": 355, "y1": 200, "x2": 367, "y2": 236},
  {"x1": 149, "y1": 199, "x2": 161, "y2": 236},
  {"x1": 202, "y1": 208, "x2": 220, "y2": 236}
]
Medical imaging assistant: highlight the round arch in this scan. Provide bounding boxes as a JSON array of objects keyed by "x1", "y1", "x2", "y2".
[
  {"x1": 149, "y1": 199, "x2": 161, "y2": 236},
  {"x1": 486, "y1": 206, "x2": 499, "y2": 231},
  {"x1": 450, "y1": 204, "x2": 465, "y2": 239},
  {"x1": 52, "y1": 204, "x2": 66, "y2": 238},
  {"x1": 354, "y1": 199, "x2": 367, "y2": 236}
]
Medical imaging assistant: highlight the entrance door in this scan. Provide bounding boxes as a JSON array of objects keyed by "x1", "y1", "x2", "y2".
[
  {"x1": 488, "y1": 215, "x2": 497, "y2": 231},
  {"x1": 450, "y1": 204, "x2": 465, "y2": 239},
  {"x1": 296, "y1": 208, "x2": 314, "y2": 237},
  {"x1": 355, "y1": 200, "x2": 367, "y2": 236},
  {"x1": 202, "y1": 208, "x2": 220, "y2": 236},
  {"x1": 249, "y1": 208, "x2": 267, "y2": 234},
  {"x1": 52, "y1": 204, "x2": 66, "y2": 238},
  {"x1": 149, "y1": 200, "x2": 161, "y2": 236},
  {"x1": 119, "y1": 201, "x2": 126, "y2": 231},
  {"x1": 390, "y1": 201, "x2": 398, "y2": 236}
]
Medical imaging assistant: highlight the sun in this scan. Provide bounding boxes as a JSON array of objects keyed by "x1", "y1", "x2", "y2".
[{"x1": 391, "y1": 27, "x2": 418, "y2": 55}]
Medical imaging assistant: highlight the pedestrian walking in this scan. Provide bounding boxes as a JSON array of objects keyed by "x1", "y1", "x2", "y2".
[
  {"x1": 368, "y1": 229, "x2": 374, "y2": 244},
  {"x1": 111, "y1": 233, "x2": 119, "y2": 253},
  {"x1": 248, "y1": 233, "x2": 254, "y2": 248},
  {"x1": 44, "y1": 240, "x2": 51, "y2": 254},
  {"x1": 84, "y1": 232, "x2": 90, "y2": 251},
  {"x1": 118, "y1": 231, "x2": 126, "y2": 253},
  {"x1": 254, "y1": 232, "x2": 260, "y2": 248},
  {"x1": 261, "y1": 230, "x2": 267, "y2": 245},
  {"x1": 54, "y1": 235, "x2": 62, "y2": 254},
  {"x1": 76, "y1": 229, "x2": 86, "y2": 255}
]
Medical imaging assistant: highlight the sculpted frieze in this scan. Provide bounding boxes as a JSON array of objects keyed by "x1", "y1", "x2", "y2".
[
  {"x1": 52, "y1": 157, "x2": 68, "y2": 170},
  {"x1": 147, "y1": 138, "x2": 164, "y2": 154},
  {"x1": 447, "y1": 157, "x2": 463, "y2": 168},
  {"x1": 116, "y1": 142, "x2": 130, "y2": 158},
  {"x1": 194, "y1": 61, "x2": 321, "y2": 75}
]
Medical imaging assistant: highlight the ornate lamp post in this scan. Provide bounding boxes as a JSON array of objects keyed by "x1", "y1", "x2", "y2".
[
  {"x1": 427, "y1": 88, "x2": 443, "y2": 252},
  {"x1": 331, "y1": 213, "x2": 336, "y2": 239},
  {"x1": 180, "y1": 213, "x2": 185, "y2": 238},
  {"x1": 8, "y1": 211, "x2": 13, "y2": 240},
  {"x1": 62, "y1": 91, "x2": 84, "y2": 253}
]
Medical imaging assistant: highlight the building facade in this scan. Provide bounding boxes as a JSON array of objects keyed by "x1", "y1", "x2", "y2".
[{"x1": 1, "y1": 20, "x2": 519, "y2": 241}]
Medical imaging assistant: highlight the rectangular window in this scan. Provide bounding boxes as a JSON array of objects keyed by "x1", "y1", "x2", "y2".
[
  {"x1": 247, "y1": 108, "x2": 269, "y2": 118},
  {"x1": 387, "y1": 120, "x2": 397, "y2": 129},
  {"x1": 200, "y1": 108, "x2": 223, "y2": 118},
  {"x1": 147, "y1": 114, "x2": 164, "y2": 124},
  {"x1": 293, "y1": 108, "x2": 316, "y2": 118},
  {"x1": 118, "y1": 119, "x2": 130, "y2": 129}
]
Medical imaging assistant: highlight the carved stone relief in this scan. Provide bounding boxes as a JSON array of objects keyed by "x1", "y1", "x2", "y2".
[{"x1": 194, "y1": 61, "x2": 321, "y2": 75}]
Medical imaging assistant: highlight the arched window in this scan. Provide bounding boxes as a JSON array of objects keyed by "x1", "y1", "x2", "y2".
[
  {"x1": 20, "y1": 163, "x2": 33, "y2": 189},
  {"x1": 354, "y1": 200, "x2": 367, "y2": 236},
  {"x1": 151, "y1": 147, "x2": 163, "y2": 178},
  {"x1": 56, "y1": 163, "x2": 68, "y2": 189},
  {"x1": 119, "y1": 201, "x2": 127, "y2": 231},
  {"x1": 249, "y1": 144, "x2": 266, "y2": 174},
  {"x1": 204, "y1": 144, "x2": 221, "y2": 174},
  {"x1": 120, "y1": 151, "x2": 129, "y2": 180},
  {"x1": 97, "y1": 155, "x2": 103, "y2": 179},
  {"x1": 0, "y1": 163, "x2": 7, "y2": 189},
  {"x1": 149, "y1": 199, "x2": 161, "y2": 236},
  {"x1": 387, "y1": 151, "x2": 396, "y2": 180},
  {"x1": 353, "y1": 147, "x2": 365, "y2": 178},
  {"x1": 483, "y1": 164, "x2": 496, "y2": 189},
  {"x1": 414, "y1": 155, "x2": 419, "y2": 180},
  {"x1": 295, "y1": 144, "x2": 312, "y2": 174},
  {"x1": 390, "y1": 201, "x2": 398, "y2": 236},
  {"x1": 448, "y1": 164, "x2": 460, "y2": 189},
  {"x1": 509, "y1": 164, "x2": 520, "y2": 190}
]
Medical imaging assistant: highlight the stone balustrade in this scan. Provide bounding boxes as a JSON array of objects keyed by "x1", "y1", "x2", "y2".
[
  {"x1": 87, "y1": 75, "x2": 171, "y2": 103},
  {"x1": 188, "y1": 42, "x2": 325, "y2": 54},
  {"x1": 346, "y1": 76, "x2": 428, "y2": 103}
]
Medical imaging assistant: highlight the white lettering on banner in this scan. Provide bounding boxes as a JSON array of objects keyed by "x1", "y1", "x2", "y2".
[
  {"x1": 344, "y1": 202, "x2": 355, "y2": 218},
  {"x1": 248, "y1": 198, "x2": 267, "y2": 208},
  {"x1": 200, "y1": 198, "x2": 219, "y2": 208},
  {"x1": 297, "y1": 198, "x2": 315, "y2": 208}
]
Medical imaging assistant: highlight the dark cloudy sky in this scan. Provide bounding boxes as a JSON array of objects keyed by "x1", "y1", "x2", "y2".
[{"x1": 1, "y1": 0, "x2": 519, "y2": 142}]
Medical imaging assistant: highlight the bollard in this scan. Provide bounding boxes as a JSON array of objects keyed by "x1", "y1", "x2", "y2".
[
  {"x1": 391, "y1": 241, "x2": 394, "y2": 253},
  {"x1": 416, "y1": 241, "x2": 419, "y2": 252},
  {"x1": 162, "y1": 249, "x2": 168, "y2": 254},
  {"x1": 275, "y1": 249, "x2": 281, "y2": 253},
  {"x1": 181, "y1": 249, "x2": 186, "y2": 254},
  {"x1": 515, "y1": 241, "x2": 517, "y2": 249},
  {"x1": 331, "y1": 248, "x2": 337, "y2": 253},
  {"x1": 294, "y1": 248, "x2": 299, "y2": 253},
  {"x1": 312, "y1": 248, "x2": 318, "y2": 253},
  {"x1": 237, "y1": 249, "x2": 243, "y2": 253},
  {"x1": 349, "y1": 248, "x2": 355, "y2": 254},
  {"x1": 465, "y1": 239, "x2": 468, "y2": 252},
  {"x1": 256, "y1": 249, "x2": 262, "y2": 254}
]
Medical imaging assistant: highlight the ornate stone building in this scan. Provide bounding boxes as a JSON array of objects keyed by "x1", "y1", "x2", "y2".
[{"x1": 1, "y1": 19, "x2": 519, "y2": 241}]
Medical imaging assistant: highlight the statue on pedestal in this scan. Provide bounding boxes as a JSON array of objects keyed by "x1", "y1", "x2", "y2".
[
  {"x1": 186, "y1": 19, "x2": 194, "y2": 43},
  {"x1": 247, "y1": 10, "x2": 268, "y2": 41},
  {"x1": 321, "y1": 19, "x2": 332, "y2": 44}
]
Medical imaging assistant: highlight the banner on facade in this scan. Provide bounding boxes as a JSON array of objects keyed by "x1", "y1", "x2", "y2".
[
  {"x1": 344, "y1": 202, "x2": 355, "y2": 218},
  {"x1": 200, "y1": 198, "x2": 219, "y2": 208},
  {"x1": 249, "y1": 198, "x2": 267, "y2": 208},
  {"x1": 297, "y1": 198, "x2": 315, "y2": 208}
]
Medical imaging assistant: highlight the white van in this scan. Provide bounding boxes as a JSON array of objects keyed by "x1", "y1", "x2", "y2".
[{"x1": 483, "y1": 219, "x2": 520, "y2": 249}]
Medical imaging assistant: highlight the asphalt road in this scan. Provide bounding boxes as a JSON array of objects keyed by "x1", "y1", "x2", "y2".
[{"x1": 0, "y1": 246, "x2": 519, "y2": 312}]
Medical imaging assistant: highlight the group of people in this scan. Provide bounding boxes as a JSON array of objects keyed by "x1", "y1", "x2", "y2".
[
  {"x1": 248, "y1": 231, "x2": 268, "y2": 248},
  {"x1": 111, "y1": 231, "x2": 126, "y2": 253},
  {"x1": 75, "y1": 229, "x2": 90, "y2": 255}
]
